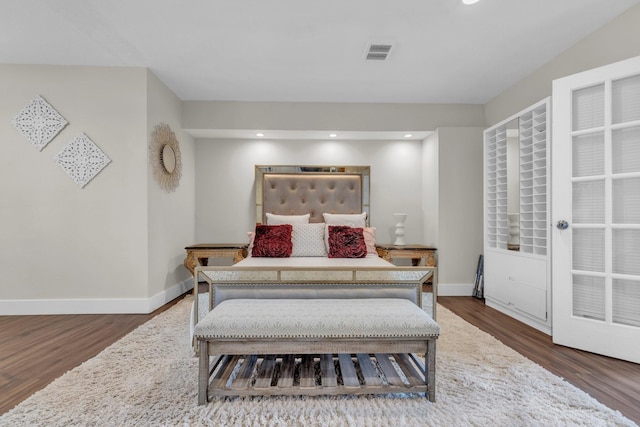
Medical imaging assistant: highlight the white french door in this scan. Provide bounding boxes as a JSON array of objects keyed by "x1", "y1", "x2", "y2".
[{"x1": 552, "y1": 55, "x2": 640, "y2": 363}]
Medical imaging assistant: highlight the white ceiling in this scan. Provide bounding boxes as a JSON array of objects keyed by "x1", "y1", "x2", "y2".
[{"x1": 2, "y1": 0, "x2": 639, "y2": 106}]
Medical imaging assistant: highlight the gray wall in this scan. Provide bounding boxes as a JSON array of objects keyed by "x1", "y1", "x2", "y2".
[
  {"x1": 485, "y1": 4, "x2": 640, "y2": 125},
  {"x1": 0, "y1": 65, "x2": 148, "y2": 310},
  {"x1": 435, "y1": 128, "x2": 485, "y2": 293},
  {"x1": 183, "y1": 101, "x2": 486, "y2": 132},
  {"x1": 194, "y1": 138, "x2": 425, "y2": 244},
  {"x1": 146, "y1": 71, "x2": 196, "y2": 306},
  {"x1": 422, "y1": 132, "x2": 439, "y2": 248},
  {"x1": 0, "y1": 64, "x2": 194, "y2": 314}
]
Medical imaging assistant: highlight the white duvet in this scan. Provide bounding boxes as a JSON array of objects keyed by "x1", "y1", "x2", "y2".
[{"x1": 235, "y1": 254, "x2": 393, "y2": 268}]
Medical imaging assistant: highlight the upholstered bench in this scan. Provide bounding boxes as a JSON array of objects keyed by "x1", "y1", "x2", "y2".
[{"x1": 194, "y1": 298, "x2": 440, "y2": 404}]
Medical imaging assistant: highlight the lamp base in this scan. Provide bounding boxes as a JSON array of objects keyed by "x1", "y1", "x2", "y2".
[{"x1": 393, "y1": 213, "x2": 408, "y2": 246}]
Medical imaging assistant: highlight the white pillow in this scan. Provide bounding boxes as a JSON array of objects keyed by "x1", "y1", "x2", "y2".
[
  {"x1": 291, "y1": 223, "x2": 327, "y2": 257},
  {"x1": 266, "y1": 213, "x2": 310, "y2": 225},
  {"x1": 322, "y1": 212, "x2": 367, "y2": 227}
]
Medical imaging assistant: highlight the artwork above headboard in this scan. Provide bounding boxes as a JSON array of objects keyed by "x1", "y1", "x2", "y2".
[{"x1": 255, "y1": 165, "x2": 370, "y2": 224}]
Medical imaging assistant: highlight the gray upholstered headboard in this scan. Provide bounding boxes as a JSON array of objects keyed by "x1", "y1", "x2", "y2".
[{"x1": 255, "y1": 165, "x2": 370, "y2": 224}]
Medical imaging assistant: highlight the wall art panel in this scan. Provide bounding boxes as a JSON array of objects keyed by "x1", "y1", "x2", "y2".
[
  {"x1": 54, "y1": 133, "x2": 111, "y2": 188},
  {"x1": 11, "y1": 95, "x2": 68, "y2": 151}
]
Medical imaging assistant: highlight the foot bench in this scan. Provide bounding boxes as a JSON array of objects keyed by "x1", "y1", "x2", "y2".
[{"x1": 194, "y1": 298, "x2": 440, "y2": 404}]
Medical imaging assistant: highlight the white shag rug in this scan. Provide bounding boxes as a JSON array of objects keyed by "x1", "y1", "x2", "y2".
[{"x1": 1, "y1": 295, "x2": 636, "y2": 427}]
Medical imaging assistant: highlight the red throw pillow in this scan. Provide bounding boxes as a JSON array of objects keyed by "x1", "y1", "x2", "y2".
[
  {"x1": 251, "y1": 224, "x2": 293, "y2": 257},
  {"x1": 327, "y1": 225, "x2": 367, "y2": 258}
]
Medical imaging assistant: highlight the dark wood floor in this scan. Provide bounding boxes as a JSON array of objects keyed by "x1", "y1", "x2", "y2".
[
  {"x1": 1, "y1": 295, "x2": 639, "y2": 424},
  {"x1": 0, "y1": 296, "x2": 181, "y2": 416}
]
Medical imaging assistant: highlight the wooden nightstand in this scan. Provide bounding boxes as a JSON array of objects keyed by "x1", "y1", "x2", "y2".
[
  {"x1": 376, "y1": 244, "x2": 438, "y2": 300},
  {"x1": 184, "y1": 243, "x2": 248, "y2": 276},
  {"x1": 375, "y1": 244, "x2": 437, "y2": 267}
]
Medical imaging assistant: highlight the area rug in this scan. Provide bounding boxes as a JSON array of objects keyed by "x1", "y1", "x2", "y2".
[{"x1": 1, "y1": 296, "x2": 636, "y2": 427}]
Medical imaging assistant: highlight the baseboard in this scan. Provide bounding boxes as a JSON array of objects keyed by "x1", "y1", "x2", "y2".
[
  {"x1": 485, "y1": 298, "x2": 552, "y2": 335},
  {"x1": 147, "y1": 278, "x2": 194, "y2": 312},
  {"x1": 2, "y1": 280, "x2": 471, "y2": 314},
  {"x1": 0, "y1": 279, "x2": 194, "y2": 315},
  {"x1": 437, "y1": 283, "x2": 475, "y2": 296}
]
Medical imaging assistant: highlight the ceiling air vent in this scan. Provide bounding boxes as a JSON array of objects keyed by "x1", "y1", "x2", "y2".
[{"x1": 364, "y1": 43, "x2": 393, "y2": 61}]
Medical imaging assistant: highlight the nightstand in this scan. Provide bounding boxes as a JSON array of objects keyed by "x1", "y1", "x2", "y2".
[
  {"x1": 375, "y1": 244, "x2": 437, "y2": 267},
  {"x1": 376, "y1": 244, "x2": 438, "y2": 303},
  {"x1": 184, "y1": 243, "x2": 248, "y2": 276}
]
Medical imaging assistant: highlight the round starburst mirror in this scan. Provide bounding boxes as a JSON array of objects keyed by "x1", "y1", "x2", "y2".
[
  {"x1": 151, "y1": 123, "x2": 182, "y2": 192},
  {"x1": 161, "y1": 144, "x2": 176, "y2": 173}
]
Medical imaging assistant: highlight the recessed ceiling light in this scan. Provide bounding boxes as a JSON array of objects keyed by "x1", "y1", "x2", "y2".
[
  {"x1": 256, "y1": 133, "x2": 264, "y2": 137},
  {"x1": 329, "y1": 133, "x2": 337, "y2": 138},
  {"x1": 404, "y1": 134, "x2": 413, "y2": 138},
  {"x1": 463, "y1": 0, "x2": 479, "y2": 4}
]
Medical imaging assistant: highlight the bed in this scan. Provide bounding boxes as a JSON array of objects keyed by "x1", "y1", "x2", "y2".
[
  {"x1": 190, "y1": 165, "x2": 439, "y2": 402},
  {"x1": 190, "y1": 165, "x2": 438, "y2": 337}
]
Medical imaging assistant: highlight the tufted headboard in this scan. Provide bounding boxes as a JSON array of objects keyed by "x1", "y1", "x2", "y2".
[{"x1": 255, "y1": 165, "x2": 370, "y2": 224}]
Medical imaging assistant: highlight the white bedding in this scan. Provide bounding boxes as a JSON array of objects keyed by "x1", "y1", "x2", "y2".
[{"x1": 235, "y1": 254, "x2": 393, "y2": 268}]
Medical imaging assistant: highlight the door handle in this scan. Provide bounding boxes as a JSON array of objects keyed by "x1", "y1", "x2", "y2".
[{"x1": 557, "y1": 220, "x2": 569, "y2": 230}]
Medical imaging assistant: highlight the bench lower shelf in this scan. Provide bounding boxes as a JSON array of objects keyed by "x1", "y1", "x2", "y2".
[{"x1": 206, "y1": 352, "x2": 429, "y2": 398}]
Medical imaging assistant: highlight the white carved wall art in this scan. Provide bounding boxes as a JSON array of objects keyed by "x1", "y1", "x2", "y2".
[
  {"x1": 54, "y1": 133, "x2": 111, "y2": 188},
  {"x1": 11, "y1": 95, "x2": 69, "y2": 151}
]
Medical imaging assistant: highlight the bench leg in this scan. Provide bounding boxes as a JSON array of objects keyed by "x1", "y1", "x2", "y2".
[
  {"x1": 198, "y1": 340, "x2": 209, "y2": 405},
  {"x1": 426, "y1": 339, "x2": 436, "y2": 402}
]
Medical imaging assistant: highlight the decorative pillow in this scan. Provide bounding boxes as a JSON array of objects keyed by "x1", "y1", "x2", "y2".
[
  {"x1": 266, "y1": 213, "x2": 310, "y2": 225},
  {"x1": 327, "y1": 226, "x2": 367, "y2": 258},
  {"x1": 251, "y1": 224, "x2": 293, "y2": 257},
  {"x1": 292, "y1": 223, "x2": 327, "y2": 257},
  {"x1": 363, "y1": 227, "x2": 377, "y2": 255},
  {"x1": 323, "y1": 212, "x2": 368, "y2": 253},
  {"x1": 322, "y1": 212, "x2": 367, "y2": 227}
]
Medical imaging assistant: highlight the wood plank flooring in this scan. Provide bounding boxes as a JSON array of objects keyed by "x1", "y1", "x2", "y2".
[
  {"x1": 0, "y1": 295, "x2": 638, "y2": 424},
  {"x1": 0, "y1": 297, "x2": 179, "y2": 416}
]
